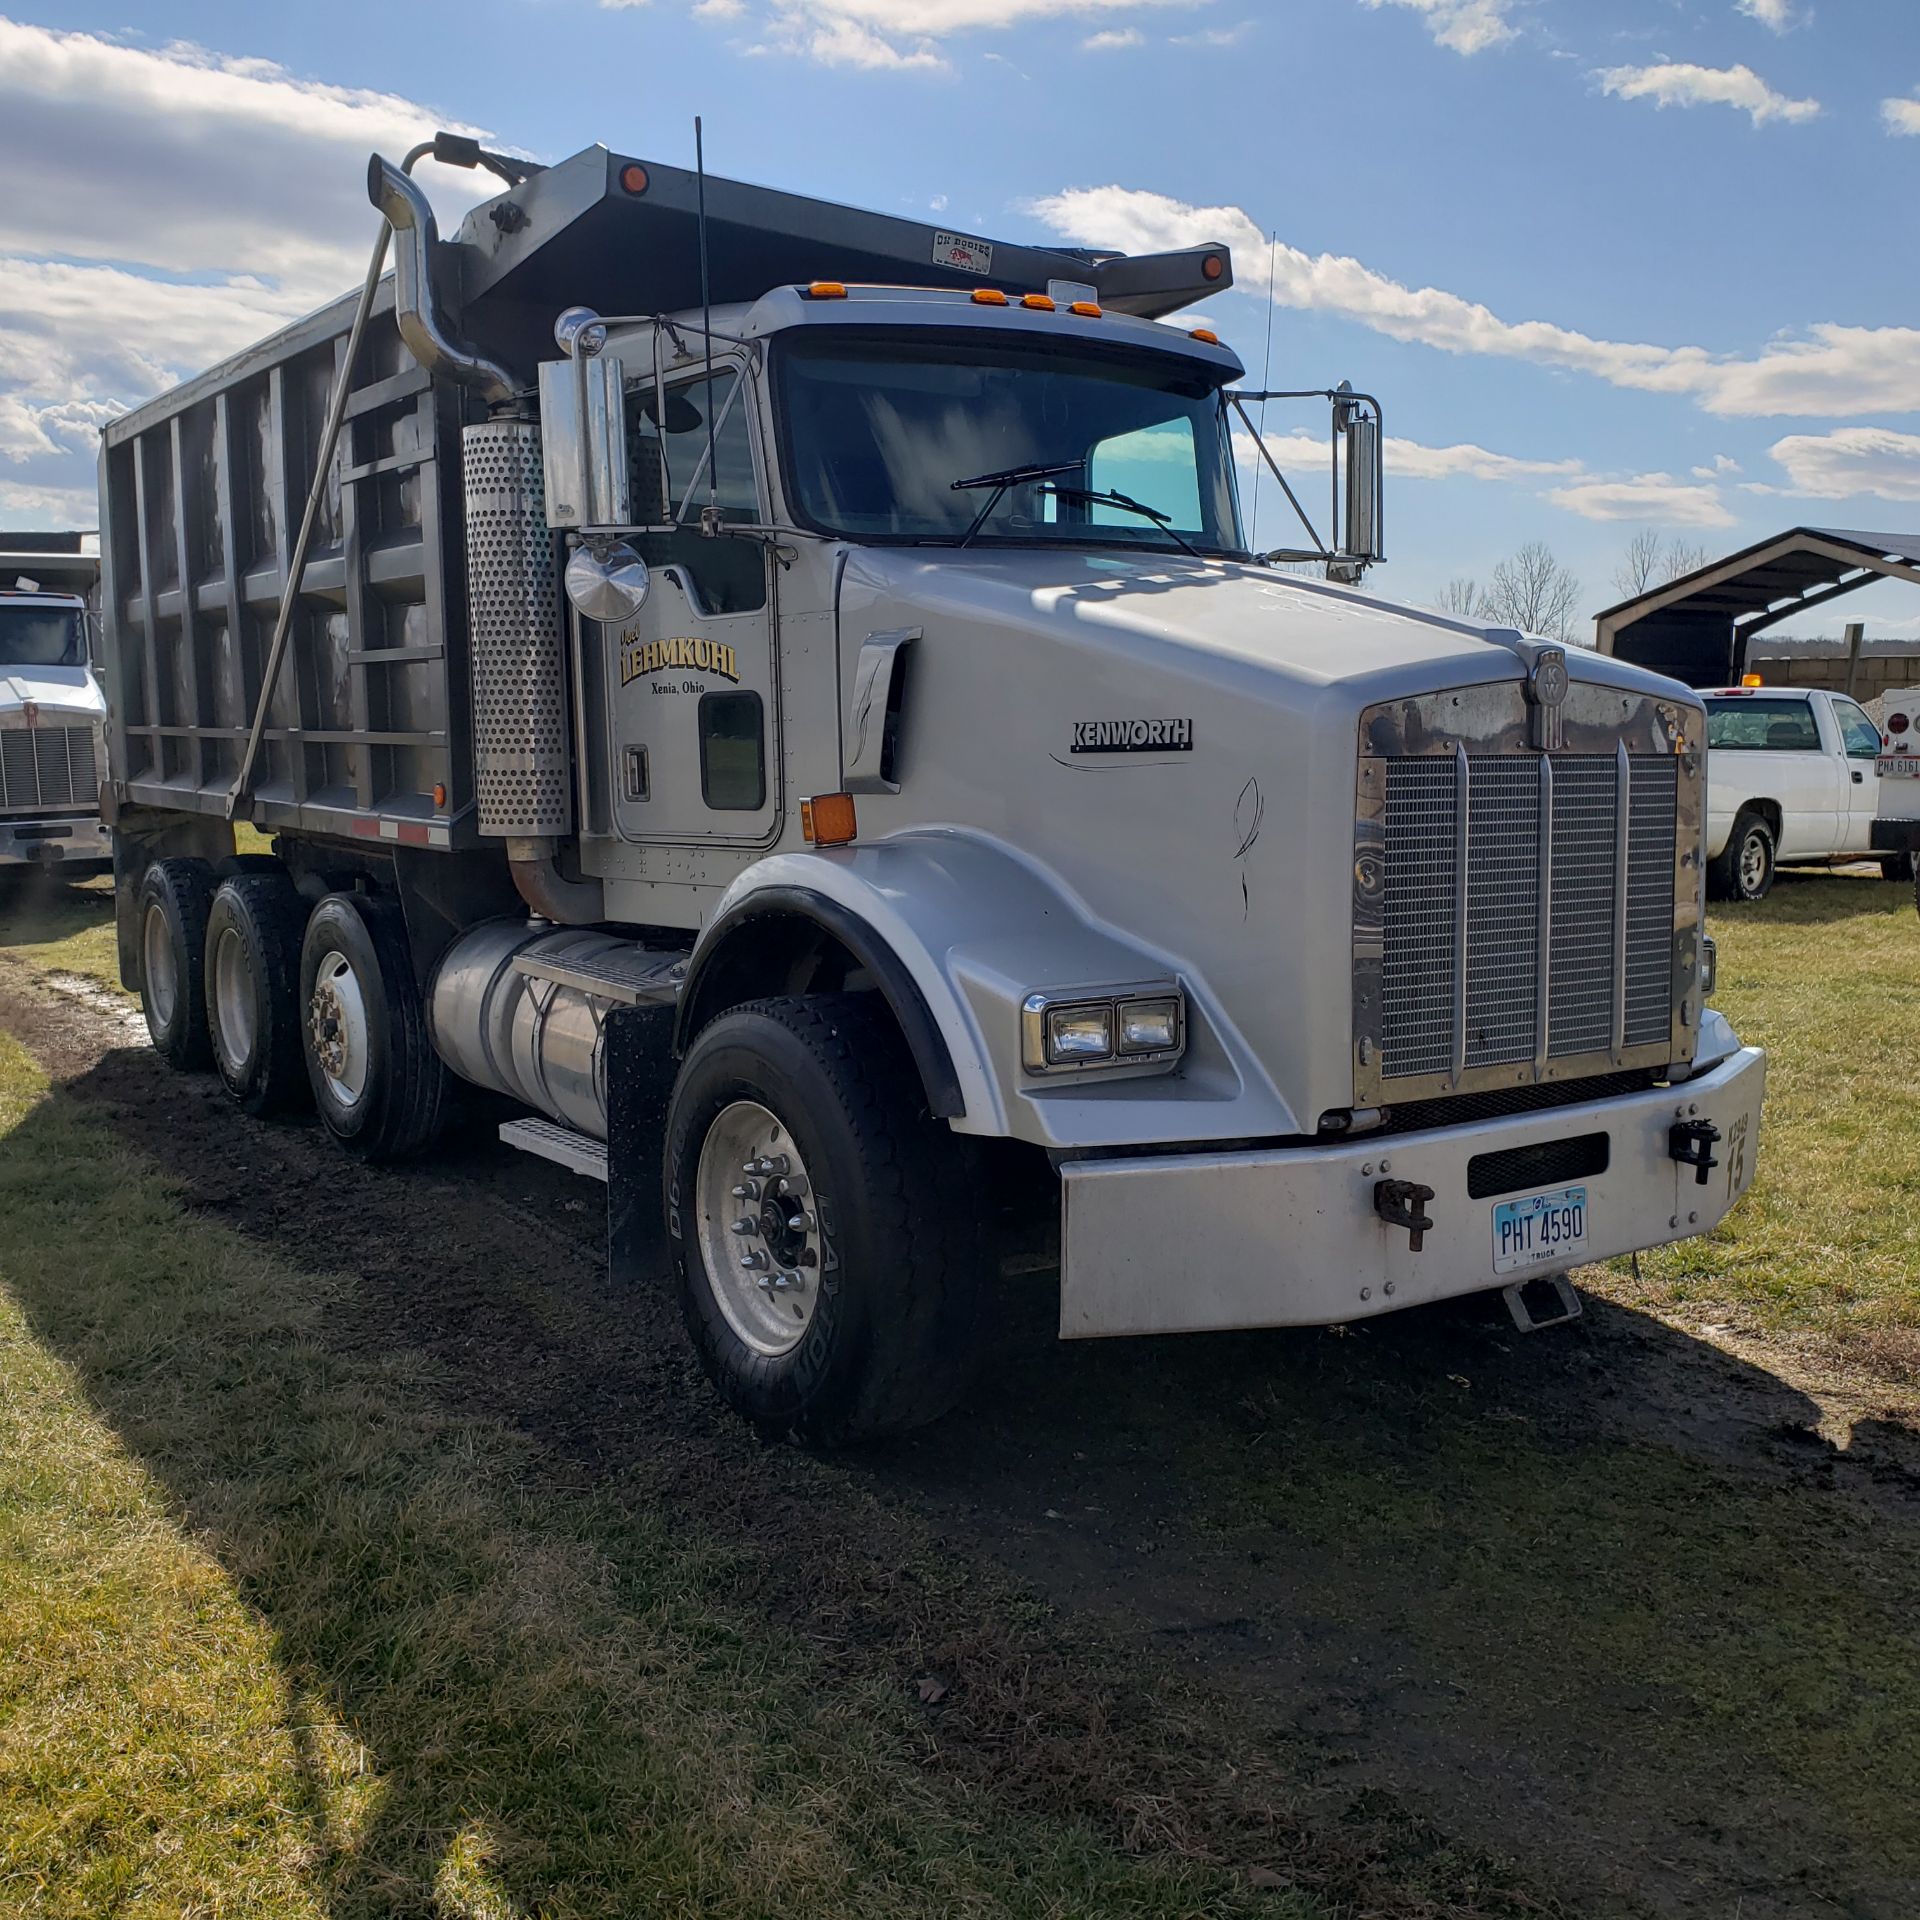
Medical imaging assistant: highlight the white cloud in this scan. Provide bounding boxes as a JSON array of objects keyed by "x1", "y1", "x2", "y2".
[
  {"x1": 757, "y1": 0, "x2": 1204, "y2": 68},
  {"x1": 1595, "y1": 61, "x2": 1820, "y2": 127},
  {"x1": 1238, "y1": 422, "x2": 1582, "y2": 484},
  {"x1": 1766, "y1": 427, "x2": 1920, "y2": 501},
  {"x1": 692, "y1": 0, "x2": 748, "y2": 15},
  {"x1": 1735, "y1": 0, "x2": 1797, "y2": 30},
  {"x1": 1358, "y1": 0, "x2": 1519, "y2": 56},
  {"x1": 0, "y1": 18, "x2": 498, "y2": 530},
  {"x1": 1691, "y1": 454, "x2": 1742, "y2": 479},
  {"x1": 1884, "y1": 95, "x2": 1920, "y2": 137},
  {"x1": 1029, "y1": 185, "x2": 1920, "y2": 418},
  {"x1": 1083, "y1": 27, "x2": 1144, "y2": 48},
  {"x1": 1171, "y1": 20, "x2": 1254, "y2": 45},
  {"x1": 1548, "y1": 473, "x2": 1736, "y2": 528},
  {"x1": 0, "y1": 478, "x2": 100, "y2": 524}
]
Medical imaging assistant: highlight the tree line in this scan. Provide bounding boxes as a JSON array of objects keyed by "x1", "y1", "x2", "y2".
[{"x1": 1435, "y1": 530, "x2": 1715, "y2": 645}]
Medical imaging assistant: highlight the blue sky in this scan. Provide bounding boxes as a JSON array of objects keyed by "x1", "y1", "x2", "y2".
[{"x1": 3, "y1": 0, "x2": 1917, "y2": 635}]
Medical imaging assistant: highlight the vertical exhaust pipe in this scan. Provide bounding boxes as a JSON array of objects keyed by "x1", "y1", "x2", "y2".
[{"x1": 367, "y1": 155, "x2": 517, "y2": 406}]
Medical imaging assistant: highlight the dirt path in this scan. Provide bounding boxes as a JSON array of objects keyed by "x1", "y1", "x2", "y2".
[{"x1": 6, "y1": 961, "x2": 1917, "y2": 1920}]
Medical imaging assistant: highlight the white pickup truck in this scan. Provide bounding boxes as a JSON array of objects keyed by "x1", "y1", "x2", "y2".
[
  {"x1": 1872, "y1": 688, "x2": 1920, "y2": 914},
  {"x1": 1703, "y1": 684, "x2": 1891, "y2": 900}
]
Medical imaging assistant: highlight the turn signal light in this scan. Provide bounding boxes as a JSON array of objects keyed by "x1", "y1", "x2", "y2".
[
  {"x1": 620, "y1": 164, "x2": 650, "y2": 195},
  {"x1": 1740, "y1": 672, "x2": 1764, "y2": 687},
  {"x1": 807, "y1": 280, "x2": 848, "y2": 299},
  {"x1": 971, "y1": 288, "x2": 1010, "y2": 306},
  {"x1": 432, "y1": 782, "x2": 447, "y2": 809},
  {"x1": 801, "y1": 793, "x2": 858, "y2": 846}
]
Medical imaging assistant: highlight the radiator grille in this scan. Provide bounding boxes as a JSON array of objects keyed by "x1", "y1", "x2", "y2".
[
  {"x1": 0, "y1": 726, "x2": 98, "y2": 814},
  {"x1": 1377, "y1": 752, "x2": 1677, "y2": 1084}
]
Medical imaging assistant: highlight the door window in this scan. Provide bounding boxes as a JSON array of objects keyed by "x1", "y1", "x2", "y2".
[
  {"x1": 1831, "y1": 698, "x2": 1882, "y2": 759},
  {"x1": 697, "y1": 691, "x2": 766, "y2": 810}
]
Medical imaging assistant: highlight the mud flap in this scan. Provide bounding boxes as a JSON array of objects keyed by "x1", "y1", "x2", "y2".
[{"x1": 604, "y1": 1002, "x2": 677, "y2": 1287}]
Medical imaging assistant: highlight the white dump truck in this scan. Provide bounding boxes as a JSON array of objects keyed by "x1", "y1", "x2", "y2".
[
  {"x1": 0, "y1": 539, "x2": 110, "y2": 875},
  {"x1": 97, "y1": 133, "x2": 1764, "y2": 1442}
]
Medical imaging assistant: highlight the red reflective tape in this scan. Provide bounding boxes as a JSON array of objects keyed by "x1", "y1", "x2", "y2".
[
  {"x1": 352, "y1": 818, "x2": 380, "y2": 838},
  {"x1": 394, "y1": 822, "x2": 430, "y2": 846}
]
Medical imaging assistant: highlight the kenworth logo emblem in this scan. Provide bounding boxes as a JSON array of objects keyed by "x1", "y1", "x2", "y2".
[
  {"x1": 1524, "y1": 646, "x2": 1569, "y2": 750},
  {"x1": 1070, "y1": 718, "x2": 1194, "y2": 754}
]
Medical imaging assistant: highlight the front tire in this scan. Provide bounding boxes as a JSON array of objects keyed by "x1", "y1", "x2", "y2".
[
  {"x1": 205, "y1": 873, "x2": 309, "y2": 1116},
  {"x1": 1709, "y1": 810, "x2": 1776, "y2": 903},
  {"x1": 298, "y1": 893, "x2": 447, "y2": 1161},
  {"x1": 137, "y1": 859, "x2": 216, "y2": 1069},
  {"x1": 665, "y1": 994, "x2": 985, "y2": 1446}
]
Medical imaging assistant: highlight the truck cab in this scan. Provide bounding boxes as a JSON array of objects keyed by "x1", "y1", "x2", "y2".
[
  {"x1": 1701, "y1": 684, "x2": 1886, "y2": 899},
  {"x1": 0, "y1": 563, "x2": 111, "y2": 876}
]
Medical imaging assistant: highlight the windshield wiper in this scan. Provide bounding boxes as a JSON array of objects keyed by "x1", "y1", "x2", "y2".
[
  {"x1": 1043, "y1": 485, "x2": 1201, "y2": 558},
  {"x1": 949, "y1": 460, "x2": 1082, "y2": 548}
]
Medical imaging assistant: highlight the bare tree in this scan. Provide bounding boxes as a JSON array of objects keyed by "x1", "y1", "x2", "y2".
[
  {"x1": 1613, "y1": 528, "x2": 1665, "y2": 601},
  {"x1": 1436, "y1": 576, "x2": 1481, "y2": 616},
  {"x1": 1660, "y1": 540, "x2": 1709, "y2": 584},
  {"x1": 1479, "y1": 541, "x2": 1582, "y2": 642}
]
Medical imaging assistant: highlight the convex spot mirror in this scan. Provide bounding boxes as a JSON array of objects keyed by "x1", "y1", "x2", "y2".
[{"x1": 564, "y1": 539, "x2": 650, "y2": 624}]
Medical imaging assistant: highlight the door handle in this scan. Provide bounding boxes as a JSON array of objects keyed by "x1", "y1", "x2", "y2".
[{"x1": 1852, "y1": 769, "x2": 1864, "y2": 783}]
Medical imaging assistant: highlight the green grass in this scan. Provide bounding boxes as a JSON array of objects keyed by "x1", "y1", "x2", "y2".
[
  {"x1": 1593, "y1": 871, "x2": 1920, "y2": 1374},
  {"x1": 0, "y1": 1030, "x2": 1299, "y2": 1919}
]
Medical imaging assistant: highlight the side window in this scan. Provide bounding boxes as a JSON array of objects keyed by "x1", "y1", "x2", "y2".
[
  {"x1": 1087, "y1": 418, "x2": 1203, "y2": 531},
  {"x1": 1706, "y1": 700, "x2": 1819, "y2": 752},
  {"x1": 698, "y1": 690, "x2": 765, "y2": 811},
  {"x1": 626, "y1": 368, "x2": 766, "y2": 615},
  {"x1": 1832, "y1": 698, "x2": 1882, "y2": 759}
]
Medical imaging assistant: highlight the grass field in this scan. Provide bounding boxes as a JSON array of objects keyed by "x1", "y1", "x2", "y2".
[{"x1": 1, "y1": 862, "x2": 1917, "y2": 1914}]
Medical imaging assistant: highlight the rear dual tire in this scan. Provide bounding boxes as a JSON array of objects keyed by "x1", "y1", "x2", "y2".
[
  {"x1": 138, "y1": 859, "x2": 217, "y2": 1069},
  {"x1": 205, "y1": 874, "x2": 309, "y2": 1116}
]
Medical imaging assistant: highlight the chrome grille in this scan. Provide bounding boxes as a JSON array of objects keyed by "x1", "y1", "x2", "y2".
[
  {"x1": 1377, "y1": 751, "x2": 1678, "y2": 1085},
  {"x1": 0, "y1": 726, "x2": 98, "y2": 814}
]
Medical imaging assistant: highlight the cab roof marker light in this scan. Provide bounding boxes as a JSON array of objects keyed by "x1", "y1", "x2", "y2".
[
  {"x1": 1069, "y1": 301, "x2": 1103, "y2": 318},
  {"x1": 1189, "y1": 327, "x2": 1220, "y2": 345},
  {"x1": 806, "y1": 280, "x2": 848, "y2": 299},
  {"x1": 971, "y1": 288, "x2": 1009, "y2": 306},
  {"x1": 1021, "y1": 293, "x2": 1056, "y2": 311}
]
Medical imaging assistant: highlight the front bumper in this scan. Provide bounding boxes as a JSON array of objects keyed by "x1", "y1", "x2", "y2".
[
  {"x1": 0, "y1": 814, "x2": 113, "y2": 869},
  {"x1": 1059, "y1": 1046, "x2": 1765, "y2": 1338}
]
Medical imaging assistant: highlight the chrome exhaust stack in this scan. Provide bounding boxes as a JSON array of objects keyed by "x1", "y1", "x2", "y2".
[{"x1": 367, "y1": 154, "x2": 516, "y2": 406}]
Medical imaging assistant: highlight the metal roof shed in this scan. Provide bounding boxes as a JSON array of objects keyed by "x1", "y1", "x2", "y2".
[{"x1": 1593, "y1": 527, "x2": 1920, "y2": 686}]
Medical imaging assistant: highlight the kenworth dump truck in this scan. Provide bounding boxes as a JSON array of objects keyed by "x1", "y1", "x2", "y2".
[
  {"x1": 1, "y1": 535, "x2": 110, "y2": 875},
  {"x1": 97, "y1": 134, "x2": 1764, "y2": 1442}
]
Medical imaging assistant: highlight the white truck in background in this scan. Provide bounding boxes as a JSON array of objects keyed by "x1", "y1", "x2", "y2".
[
  {"x1": 1873, "y1": 688, "x2": 1920, "y2": 914},
  {"x1": 1702, "y1": 684, "x2": 1893, "y2": 901},
  {"x1": 0, "y1": 540, "x2": 111, "y2": 877}
]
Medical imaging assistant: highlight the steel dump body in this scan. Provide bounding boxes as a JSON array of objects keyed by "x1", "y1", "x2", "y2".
[{"x1": 97, "y1": 143, "x2": 1229, "y2": 848}]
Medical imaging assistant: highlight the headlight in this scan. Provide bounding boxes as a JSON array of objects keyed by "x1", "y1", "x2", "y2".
[{"x1": 1022, "y1": 985, "x2": 1186, "y2": 1075}]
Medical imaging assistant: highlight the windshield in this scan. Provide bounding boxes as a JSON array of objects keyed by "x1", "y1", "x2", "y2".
[
  {"x1": 775, "y1": 332, "x2": 1245, "y2": 554},
  {"x1": 0, "y1": 602, "x2": 85, "y2": 668},
  {"x1": 1704, "y1": 697, "x2": 1818, "y2": 752}
]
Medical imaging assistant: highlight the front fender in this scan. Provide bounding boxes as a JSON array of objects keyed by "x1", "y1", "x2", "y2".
[{"x1": 685, "y1": 830, "x2": 1301, "y2": 1149}]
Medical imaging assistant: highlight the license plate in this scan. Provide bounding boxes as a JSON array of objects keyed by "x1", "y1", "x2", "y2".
[
  {"x1": 1493, "y1": 1186, "x2": 1589, "y2": 1274},
  {"x1": 1879, "y1": 757, "x2": 1919, "y2": 778}
]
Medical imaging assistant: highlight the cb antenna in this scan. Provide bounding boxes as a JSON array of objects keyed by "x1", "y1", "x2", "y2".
[
  {"x1": 1250, "y1": 230, "x2": 1277, "y2": 553},
  {"x1": 695, "y1": 115, "x2": 720, "y2": 535}
]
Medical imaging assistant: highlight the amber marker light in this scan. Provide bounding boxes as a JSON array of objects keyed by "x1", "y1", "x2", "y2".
[
  {"x1": 971, "y1": 288, "x2": 1010, "y2": 306},
  {"x1": 1021, "y1": 293, "x2": 1056, "y2": 311},
  {"x1": 801, "y1": 793, "x2": 859, "y2": 846},
  {"x1": 807, "y1": 280, "x2": 848, "y2": 299},
  {"x1": 1189, "y1": 327, "x2": 1221, "y2": 345},
  {"x1": 1070, "y1": 301, "x2": 1103, "y2": 318},
  {"x1": 432, "y1": 782, "x2": 447, "y2": 809},
  {"x1": 1741, "y1": 673, "x2": 1764, "y2": 687},
  {"x1": 619, "y1": 164, "x2": 650, "y2": 195}
]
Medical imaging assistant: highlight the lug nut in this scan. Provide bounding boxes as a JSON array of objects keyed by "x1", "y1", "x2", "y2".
[
  {"x1": 732, "y1": 1181, "x2": 761, "y2": 1201},
  {"x1": 740, "y1": 1251, "x2": 769, "y2": 1272},
  {"x1": 730, "y1": 1218, "x2": 755, "y2": 1236},
  {"x1": 787, "y1": 1212, "x2": 814, "y2": 1233}
]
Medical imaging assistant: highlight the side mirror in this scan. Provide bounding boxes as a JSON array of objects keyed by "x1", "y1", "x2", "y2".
[
  {"x1": 538, "y1": 351, "x2": 629, "y2": 530},
  {"x1": 1337, "y1": 394, "x2": 1382, "y2": 569}
]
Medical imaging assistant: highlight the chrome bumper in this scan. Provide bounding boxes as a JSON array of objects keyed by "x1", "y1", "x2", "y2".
[
  {"x1": 0, "y1": 814, "x2": 113, "y2": 868},
  {"x1": 1059, "y1": 1046, "x2": 1765, "y2": 1338}
]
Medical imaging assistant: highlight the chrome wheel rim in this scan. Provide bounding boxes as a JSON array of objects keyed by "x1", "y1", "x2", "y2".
[
  {"x1": 1740, "y1": 830, "x2": 1768, "y2": 895},
  {"x1": 142, "y1": 902, "x2": 177, "y2": 1029},
  {"x1": 308, "y1": 949, "x2": 370, "y2": 1108},
  {"x1": 211, "y1": 925, "x2": 256, "y2": 1067},
  {"x1": 694, "y1": 1100, "x2": 822, "y2": 1359}
]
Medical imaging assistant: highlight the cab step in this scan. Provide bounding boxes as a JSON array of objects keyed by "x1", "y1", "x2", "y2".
[
  {"x1": 1501, "y1": 1271, "x2": 1583, "y2": 1333},
  {"x1": 499, "y1": 1116, "x2": 608, "y2": 1183}
]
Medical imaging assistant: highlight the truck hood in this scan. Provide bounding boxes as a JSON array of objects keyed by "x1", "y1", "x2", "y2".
[
  {"x1": 0, "y1": 665, "x2": 105, "y2": 720},
  {"x1": 840, "y1": 546, "x2": 1675, "y2": 706}
]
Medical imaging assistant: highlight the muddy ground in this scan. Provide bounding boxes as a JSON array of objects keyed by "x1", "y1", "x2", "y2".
[{"x1": 4, "y1": 961, "x2": 1916, "y2": 1920}]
